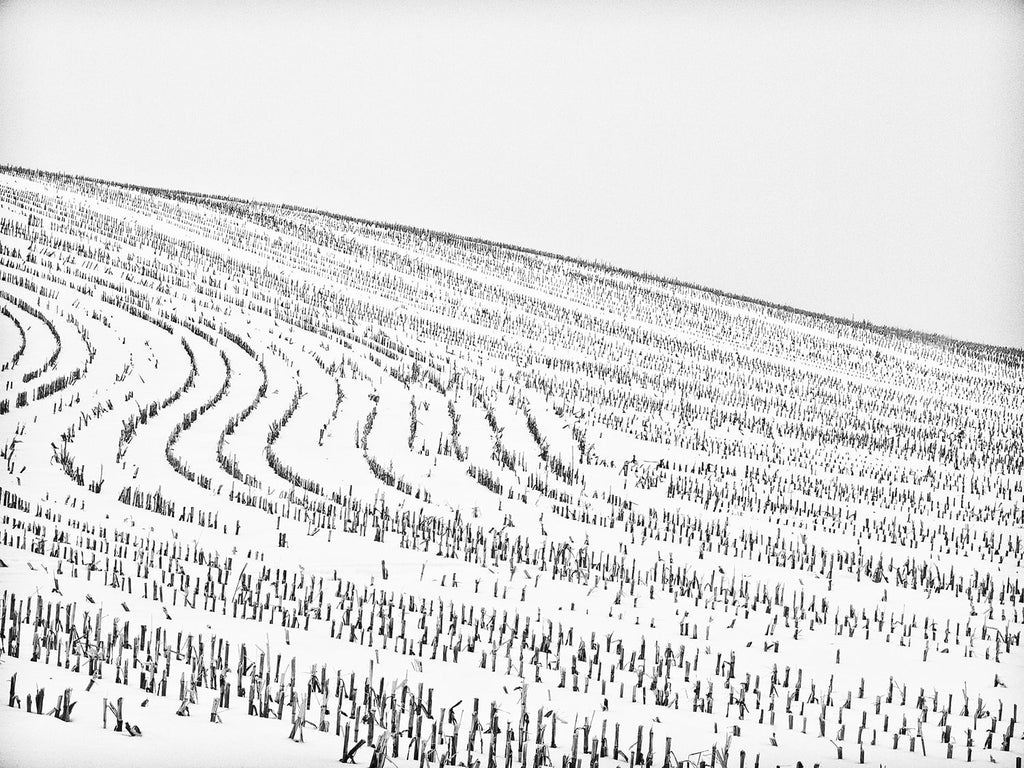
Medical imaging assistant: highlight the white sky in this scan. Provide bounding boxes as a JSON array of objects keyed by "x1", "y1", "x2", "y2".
[{"x1": 1, "y1": 0, "x2": 1022, "y2": 348}]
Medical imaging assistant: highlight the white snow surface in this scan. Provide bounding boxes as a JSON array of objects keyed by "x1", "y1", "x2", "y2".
[{"x1": 0, "y1": 169, "x2": 1021, "y2": 768}]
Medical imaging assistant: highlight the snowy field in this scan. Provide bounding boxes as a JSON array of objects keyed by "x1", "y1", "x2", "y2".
[{"x1": 0, "y1": 167, "x2": 1021, "y2": 768}]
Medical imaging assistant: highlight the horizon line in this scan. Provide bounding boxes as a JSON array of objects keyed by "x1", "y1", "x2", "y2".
[{"x1": 3, "y1": 162, "x2": 1021, "y2": 363}]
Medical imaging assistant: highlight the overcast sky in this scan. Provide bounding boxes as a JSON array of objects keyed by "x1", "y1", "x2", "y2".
[{"x1": 1, "y1": 0, "x2": 1022, "y2": 348}]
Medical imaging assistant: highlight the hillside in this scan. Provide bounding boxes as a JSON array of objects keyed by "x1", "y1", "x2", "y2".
[{"x1": 0, "y1": 167, "x2": 1021, "y2": 768}]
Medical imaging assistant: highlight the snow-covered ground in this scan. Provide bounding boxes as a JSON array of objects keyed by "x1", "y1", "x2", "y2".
[{"x1": 0, "y1": 168, "x2": 1021, "y2": 768}]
